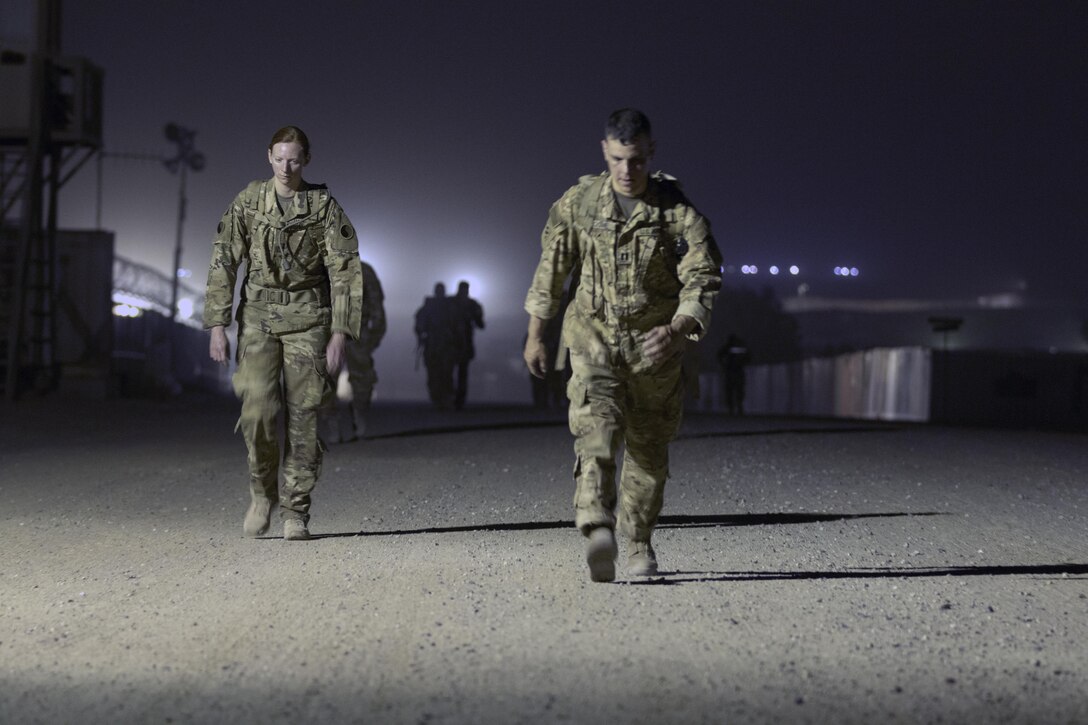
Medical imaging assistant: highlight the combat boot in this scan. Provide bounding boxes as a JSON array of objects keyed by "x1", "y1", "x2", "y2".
[
  {"x1": 283, "y1": 518, "x2": 311, "y2": 541},
  {"x1": 243, "y1": 493, "x2": 275, "y2": 537},
  {"x1": 627, "y1": 540, "x2": 658, "y2": 577},
  {"x1": 585, "y1": 526, "x2": 617, "y2": 583}
]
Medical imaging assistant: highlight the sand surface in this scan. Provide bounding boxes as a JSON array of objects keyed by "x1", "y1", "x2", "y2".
[{"x1": 2, "y1": 395, "x2": 1087, "y2": 723}]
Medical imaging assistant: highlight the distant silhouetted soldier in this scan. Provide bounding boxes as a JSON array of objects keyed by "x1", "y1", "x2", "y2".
[
  {"x1": 717, "y1": 333, "x2": 750, "y2": 415},
  {"x1": 414, "y1": 283, "x2": 457, "y2": 408},
  {"x1": 452, "y1": 281, "x2": 485, "y2": 410}
]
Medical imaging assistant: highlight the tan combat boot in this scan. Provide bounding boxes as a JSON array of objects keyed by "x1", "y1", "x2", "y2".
[
  {"x1": 283, "y1": 519, "x2": 311, "y2": 541},
  {"x1": 627, "y1": 540, "x2": 658, "y2": 577},
  {"x1": 243, "y1": 494, "x2": 274, "y2": 537},
  {"x1": 585, "y1": 526, "x2": 617, "y2": 583}
]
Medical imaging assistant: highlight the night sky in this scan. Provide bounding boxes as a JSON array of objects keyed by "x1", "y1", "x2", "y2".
[{"x1": 18, "y1": 1, "x2": 1088, "y2": 317}]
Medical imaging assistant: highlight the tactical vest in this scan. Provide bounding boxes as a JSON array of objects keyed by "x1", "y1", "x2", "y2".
[{"x1": 572, "y1": 172, "x2": 689, "y2": 255}]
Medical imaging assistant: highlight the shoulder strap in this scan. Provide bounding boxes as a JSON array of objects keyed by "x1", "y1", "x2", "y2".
[{"x1": 574, "y1": 174, "x2": 608, "y2": 230}]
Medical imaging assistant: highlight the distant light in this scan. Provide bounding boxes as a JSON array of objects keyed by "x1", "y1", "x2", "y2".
[
  {"x1": 448, "y1": 271, "x2": 485, "y2": 300},
  {"x1": 177, "y1": 268, "x2": 192, "y2": 279},
  {"x1": 112, "y1": 303, "x2": 142, "y2": 318},
  {"x1": 112, "y1": 292, "x2": 154, "y2": 310},
  {"x1": 850, "y1": 267, "x2": 859, "y2": 276},
  {"x1": 740, "y1": 264, "x2": 758, "y2": 275},
  {"x1": 789, "y1": 266, "x2": 800, "y2": 275},
  {"x1": 769, "y1": 266, "x2": 780, "y2": 275},
  {"x1": 177, "y1": 297, "x2": 194, "y2": 320}
]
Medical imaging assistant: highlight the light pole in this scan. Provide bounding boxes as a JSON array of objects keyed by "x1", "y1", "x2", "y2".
[{"x1": 162, "y1": 123, "x2": 205, "y2": 323}]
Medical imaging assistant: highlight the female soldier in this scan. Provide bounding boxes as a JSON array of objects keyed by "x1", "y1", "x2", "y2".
[{"x1": 204, "y1": 125, "x2": 363, "y2": 540}]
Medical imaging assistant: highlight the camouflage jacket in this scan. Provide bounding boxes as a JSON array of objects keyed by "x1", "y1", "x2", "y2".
[
  {"x1": 357, "y1": 261, "x2": 387, "y2": 350},
  {"x1": 202, "y1": 178, "x2": 363, "y2": 338},
  {"x1": 524, "y1": 171, "x2": 722, "y2": 372}
]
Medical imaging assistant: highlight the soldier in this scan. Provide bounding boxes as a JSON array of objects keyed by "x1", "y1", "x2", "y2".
[
  {"x1": 414, "y1": 283, "x2": 457, "y2": 409},
  {"x1": 205, "y1": 125, "x2": 363, "y2": 541},
  {"x1": 452, "y1": 280, "x2": 485, "y2": 410},
  {"x1": 523, "y1": 109, "x2": 722, "y2": 582},
  {"x1": 717, "y1": 333, "x2": 750, "y2": 415},
  {"x1": 322, "y1": 260, "x2": 386, "y2": 442}
]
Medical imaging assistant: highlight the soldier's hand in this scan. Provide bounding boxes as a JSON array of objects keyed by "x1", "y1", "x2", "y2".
[
  {"x1": 643, "y1": 316, "x2": 695, "y2": 364},
  {"x1": 524, "y1": 336, "x2": 549, "y2": 379},
  {"x1": 326, "y1": 332, "x2": 346, "y2": 375},
  {"x1": 209, "y1": 326, "x2": 230, "y2": 365}
]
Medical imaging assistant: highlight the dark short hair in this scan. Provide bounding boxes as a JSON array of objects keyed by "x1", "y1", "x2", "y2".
[
  {"x1": 605, "y1": 108, "x2": 652, "y2": 144},
  {"x1": 268, "y1": 125, "x2": 311, "y2": 158}
]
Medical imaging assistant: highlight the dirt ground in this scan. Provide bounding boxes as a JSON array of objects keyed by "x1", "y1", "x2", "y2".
[{"x1": 2, "y1": 394, "x2": 1087, "y2": 724}]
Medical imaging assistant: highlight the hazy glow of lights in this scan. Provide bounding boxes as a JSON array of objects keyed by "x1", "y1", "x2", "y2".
[
  {"x1": 177, "y1": 297, "x2": 194, "y2": 319},
  {"x1": 833, "y1": 267, "x2": 841, "y2": 276},
  {"x1": 850, "y1": 267, "x2": 859, "y2": 276},
  {"x1": 447, "y1": 271, "x2": 487, "y2": 302},
  {"x1": 177, "y1": 268, "x2": 192, "y2": 279},
  {"x1": 740, "y1": 264, "x2": 758, "y2": 275},
  {"x1": 769, "y1": 265, "x2": 779, "y2": 275},
  {"x1": 789, "y1": 265, "x2": 800, "y2": 275},
  {"x1": 112, "y1": 292, "x2": 154, "y2": 309},
  {"x1": 112, "y1": 303, "x2": 143, "y2": 318}
]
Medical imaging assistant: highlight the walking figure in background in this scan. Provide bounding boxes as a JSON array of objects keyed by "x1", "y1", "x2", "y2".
[
  {"x1": 523, "y1": 108, "x2": 722, "y2": 582},
  {"x1": 322, "y1": 260, "x2": 386, "y2": 441},
  {"x1": 414, "y1": 283, "x2": 457, "y2": 409},
  {"x1": 717, "y1": 333, "x2": 750, "y2": 415},
  {"x1": 452, "y1": 280, "x2": 485, "y2": 410},
  {"x1": 204, "y1": 125, "x2": 363, "y2": 541}
]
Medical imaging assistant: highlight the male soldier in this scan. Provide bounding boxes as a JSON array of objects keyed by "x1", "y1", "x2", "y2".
[
  {"x1": 322, "y1": 260, "x2": 386, "y2": 441},
  {"x1": 717, "y1": 333, "x2": 750, "y2": 415},
  {"x1": 523, "y1": 109, "x2": 722, "y2": 582},
  {"x1": 414, "y1": 283, "x2": 457, "y2": 408},
  {"x1": 452, "y1": 280, "x2": 485, "y2": 410},
  {"x1": 205, "y1": 125, "x2": 363, "y2": 541}
]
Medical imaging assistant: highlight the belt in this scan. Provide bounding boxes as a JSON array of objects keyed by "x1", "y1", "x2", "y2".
[{"x1": 246, "y1": 282, "x2": 330, "y2": 306}]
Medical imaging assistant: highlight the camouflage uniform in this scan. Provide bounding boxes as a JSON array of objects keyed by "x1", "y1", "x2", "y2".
[
  {"x1": 524, "y1": 171, "x2": 721, "y2": 544},
  {"x1": 323, "y1": 261, "x2": 386, "y2": 440},
  {"x1": 203, "y1": 178, "x2": 363, "y2": 524}
]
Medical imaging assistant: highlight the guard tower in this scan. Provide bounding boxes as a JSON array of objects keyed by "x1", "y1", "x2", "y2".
[{"x1": 0, "y1": 0, "x2": 103, "y2": 398}]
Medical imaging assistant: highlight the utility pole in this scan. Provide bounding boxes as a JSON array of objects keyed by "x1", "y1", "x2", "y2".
[{"x1": 162, "y1": 123, "x2": 204, "y2": 324}]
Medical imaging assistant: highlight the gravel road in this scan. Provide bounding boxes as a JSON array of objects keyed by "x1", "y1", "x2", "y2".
[{"x1": 2, "y1": 395, "x2": 1086, "y2": 724}]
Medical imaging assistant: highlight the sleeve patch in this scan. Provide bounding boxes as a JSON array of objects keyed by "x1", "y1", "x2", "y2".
[{"x1": 340, "y1": 224, "x2": 355, "y2": 239}]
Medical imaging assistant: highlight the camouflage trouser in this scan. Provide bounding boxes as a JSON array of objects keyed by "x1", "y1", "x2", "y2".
[
  {"x1": 567, "y1": 352, "x2": 684, "y2": 542},
  {"x1": 233, "y1": 323, "x2": 334, "y2": 523},
  {"x1": 344, "y1": 340, "x2": 378, "y2": 409},
  {"x1": 320, "y1": 339, "x2": 378, "y2": 440}
]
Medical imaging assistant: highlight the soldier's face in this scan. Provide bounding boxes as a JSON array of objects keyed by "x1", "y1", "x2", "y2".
[
  {"x1": 267, "y1": 142, "x2": 308, "y2": 191},
  {"x1": 601, "y1": 134, "x2": 654, "y2": 198}
]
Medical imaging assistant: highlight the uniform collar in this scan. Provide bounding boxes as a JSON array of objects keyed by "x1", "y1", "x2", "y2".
[
  {"x1": 599, "y1": 173, "x2": 661, "y2": 224},
  {"x1": 263, "y1": 178, "x2": 313, "y2": 220}
]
